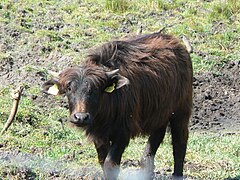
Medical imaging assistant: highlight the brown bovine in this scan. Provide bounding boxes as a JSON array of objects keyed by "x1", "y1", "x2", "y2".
[{"x1": 43, "y1": 32, "x2": 193, "y2": 179}]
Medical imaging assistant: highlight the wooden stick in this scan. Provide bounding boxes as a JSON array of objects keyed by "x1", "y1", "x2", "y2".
[{"x1": 1, "y1": 86, "x2": 24, "y2": 135}]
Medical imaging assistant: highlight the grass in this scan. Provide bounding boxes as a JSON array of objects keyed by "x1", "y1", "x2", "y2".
[
  {"x1": 1, "y1": 0, "x2": 240, "y2": 70},
  {"x1": 0, "y1": 0, "x2": 240, "y2": 179},
  {"x1": 124, "y1": 133, "x2": 240, "y2": 179},
  {"x1": 1, "y1": 114, "x2": 240, "y2": 179}
]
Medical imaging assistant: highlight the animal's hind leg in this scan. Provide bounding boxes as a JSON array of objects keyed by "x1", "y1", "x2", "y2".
[
  {"x1": 170, "y1": 110, "x2": 190, "y2": 177},
  {"x1": 141, "y1": 125, "x2": 167, "y2": 179}
]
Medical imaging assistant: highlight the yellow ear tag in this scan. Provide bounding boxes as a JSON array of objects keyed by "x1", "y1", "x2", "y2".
[
  {"x1": 105, "y1": 83, "x2": 115, "y2": 93},
  {"x1": 47, "y1": 84, "x2": 59, "y2": 95}
]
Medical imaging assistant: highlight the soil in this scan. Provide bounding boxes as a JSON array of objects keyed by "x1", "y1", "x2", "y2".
[{"x1": 191, "y1": 60, "x2": 240, "y2": 133}]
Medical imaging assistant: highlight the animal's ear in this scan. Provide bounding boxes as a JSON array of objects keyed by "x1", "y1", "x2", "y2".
[
  {"x1": 42, "y1": 79, "x2": 64, "y2": 95},
  {"x1": 105, "y1": 69, "x2": 129, "y2": 93}
]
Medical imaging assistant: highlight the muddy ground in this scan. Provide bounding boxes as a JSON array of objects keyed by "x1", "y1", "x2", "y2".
[{"x1": 192, "y1": 60, "x2": 239, "y2": 133}]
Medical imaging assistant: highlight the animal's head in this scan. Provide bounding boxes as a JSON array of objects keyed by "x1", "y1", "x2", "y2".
[{"x1": 42, "y1": 65, "x2": 129, "y2": 127}]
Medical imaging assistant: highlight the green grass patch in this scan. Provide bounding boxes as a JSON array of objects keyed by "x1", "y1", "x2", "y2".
[
  {"x1": 1, "y1": 123, "x2": 239, "y2": 179},
  {"x1": 210, "y1": 0, "x2": 240, "y2": 20},
  {"x1": 123, "y1": 132, "x2": 240, "y2": 179}
]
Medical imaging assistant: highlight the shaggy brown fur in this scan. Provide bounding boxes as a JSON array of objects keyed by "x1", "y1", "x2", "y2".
[
  {"x1": 43, "y1": 32, "x2": 193, "y2": 179},
  {"x1": 83, "y1": 33, "x2": 192, "y2": 138}
]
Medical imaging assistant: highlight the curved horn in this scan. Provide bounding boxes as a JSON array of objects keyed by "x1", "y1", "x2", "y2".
[
  {"x1": 106, "y1": 69, "x2": 119, "y2": 78},
  {"x1": 181, "y1": 35, "x2": 193, "y2": 53}
]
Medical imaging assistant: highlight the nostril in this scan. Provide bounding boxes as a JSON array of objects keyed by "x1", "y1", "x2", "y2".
[
  {"x1": 74, "y1": 113, "x2": 81, "y2": 120},
  {"x1": 74, "y1": 113, "x2": 90, "y2": 123},
  {"x1": 84, "y1": 113, "x2": 89, "y2": 121}
]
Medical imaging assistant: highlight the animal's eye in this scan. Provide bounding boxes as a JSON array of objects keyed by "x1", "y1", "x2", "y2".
[
  {"x1": 84, "y1": 81, "x2": 91, "y2": 91},
  {"x1": 84, "y1": 81, "x2": 89, "y2": 86},
  {"x1": 66, "y1": 83, "x2": 72, "y2": 92}
]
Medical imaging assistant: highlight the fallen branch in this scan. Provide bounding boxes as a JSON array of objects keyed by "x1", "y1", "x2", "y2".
[{"x1": 1, "y1": 86, "x2": 24, "y2": 135}]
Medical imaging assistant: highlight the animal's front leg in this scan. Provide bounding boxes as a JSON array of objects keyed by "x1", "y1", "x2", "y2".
[
  {"x1": 103, "y1": 143, "x2": 125, "y2": 180},
  {"x1": 94, "y1": 140, "x2": 110, "y2": 169},
  {"x1": 103, "y1": 131, "x2": 130, "y2": 180}
]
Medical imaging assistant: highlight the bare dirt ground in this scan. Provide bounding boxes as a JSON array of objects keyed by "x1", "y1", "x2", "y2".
[{"x1": 191, "y1": 60, "x2": 240, "y2": 133}]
